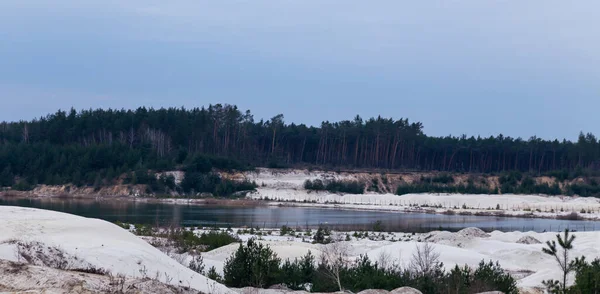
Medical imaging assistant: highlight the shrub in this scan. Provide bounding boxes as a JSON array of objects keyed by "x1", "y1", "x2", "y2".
[
  {"x1": 421, "y1": 174, "x2": 454, "y2": 184},
  {"x1": 223, "y1": 239, "x2": 281, "y2": 288},
  {"x1": 207, "y1": 266, "x2": 223, "y2": 282},
  {"x1": 280, "y1": 251, "x2": 316, "y2": 290},
  {"x1": 313, "y1": 225, "x2": 332, "y2": 244},
  {"x1": 567, "y1": 183, "x2": 600, "y2": 197},
  {"x1": 189, "y1": 254, "x2": 205, "y2": 274},
  {"x1": 181, "y1": 172, "x2": 257, "y2": 196},
  {"x1": 571, "y1": 258, "x2": 600, "y2": 293},
  {"x1": 326, "y1": 180, "x2": 364, "y2": 194},
  {"x1": 280, "y1": 225, "x2": 293, "y2": 236},
  {"x1": 304, "y1": 179, "x2": 364, "y2": 194},
  {"x1": 134, "y1": 224, "x2": 154, "y2": 236},
  {"x1": 372, "y1": 220, "x2": 384, "y2": 232},
  {"x1": 12, "y1": 180, "x2": 33, "y2": 191},
  {"x1": 304, "y1": 179, "x2": 325, "y2": 191},
  {"x1": 396, "y1": 182, "x2": 494, "y2": 195},
  {"x1": 471, "y1": 260, "x2": 518, "y2": 293},
  {"x1": 185, "y1": 155, "x2": 213, "y2": 173},
  {"x1": 199, "y1": 231, "x2": 240, "y2": 251}
]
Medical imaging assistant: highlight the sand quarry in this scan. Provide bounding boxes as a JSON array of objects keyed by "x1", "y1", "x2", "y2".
[
  {"x1": 2, "y1": 169, "x2": 600, "y2": 293},
  {"x1": 1, "y1": 206, "x2": 599, "y2": 293}
]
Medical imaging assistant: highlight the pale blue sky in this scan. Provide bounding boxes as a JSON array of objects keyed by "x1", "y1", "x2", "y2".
[{"x1": 0, "y1": 1, "x2": 598, "y2": 139}]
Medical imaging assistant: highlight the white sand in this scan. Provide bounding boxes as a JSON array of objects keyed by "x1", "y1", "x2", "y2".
[{"x1": 0, "y1": 206, "x2": 234, "y2": 294}]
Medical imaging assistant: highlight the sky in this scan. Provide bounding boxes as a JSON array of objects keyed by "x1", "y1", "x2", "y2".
[{"x1": 0, "y1": 1, "x2": 598, "y2": 140}]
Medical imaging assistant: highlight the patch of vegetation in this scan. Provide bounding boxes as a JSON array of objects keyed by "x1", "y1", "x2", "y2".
[
  {"x1": 186, "y1": 154, "x2": 253, "y2": 173},
  {"x1": 267, "y1": 160, "x2": 288, "y2": 169},
  {"x1": 313, "y1": 225, "x2": 332, "y2": 244},
  {"x1": 134, "y1": 224, "x2": 154, "y2": 236},
  {"x1": 566, "y1": 182, "x2": 600, "y2": 197},
  {"x1": 280, "y1": 225, "x2": 293, "y2": 236},
  {"x1": 180, "y1": 172, "x2": 257, "y2": 196},
  {"x1": 221, "y1": 239, "x2": 517, "y2": 293},
  {"x1": 500, "y1": 175, "x2": 561, "y2": 195},
  {"x1": 304, "y1": 179, "x2": 364, "y2": 194},
  {"x1": 421, "y1": 174, "x2": 454, "y2": 184},
  {"x1": 396, "y1": 182, "x2": 494, "y2": 195},
  {"x1": 198, "y1": 231, "x2": 240, "y2": 251},
  {"x1": 12, "y1": 179, "x2": 33, "y2": 191},
  {"x1": 223, "y1": 239, "x2": 281, "y2": 288}
]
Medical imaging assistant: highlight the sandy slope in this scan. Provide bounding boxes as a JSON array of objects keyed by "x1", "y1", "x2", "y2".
[
  {"x1": 0, "y1": 259, "x2": 201, "y2": 294},
  {"x1": 0, "y1": 206, "x2": 234, "y2": 294}
]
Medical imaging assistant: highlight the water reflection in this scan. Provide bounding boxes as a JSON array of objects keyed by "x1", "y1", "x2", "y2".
[{"x1": 1, "y1": 197, "x2": 598, "y2": 232}]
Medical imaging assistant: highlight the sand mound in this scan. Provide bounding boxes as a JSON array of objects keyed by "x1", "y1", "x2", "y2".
[
  {"x1": 516, "y1": 236, "x2": 542, "y2": 244},
  {"x1": 358, "y1": 290, "x2": 390, "y2": 294},
  {"x1": 0, "y1": 206, "x2": 233, "y2": 294},
  {"x1": 426, "y1": 228, "x2": 489, "y2": 247},
  {"x1": 390, "y1": 287, "x2": 423, "y2": 294},
  {"x1": 457, "y1": 227, "x2": 489, "y2": 238}
]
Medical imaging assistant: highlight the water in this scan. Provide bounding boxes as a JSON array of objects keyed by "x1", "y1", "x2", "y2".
[{"x1": 1, "y1": 197, "x2": 598, "y2": 232}]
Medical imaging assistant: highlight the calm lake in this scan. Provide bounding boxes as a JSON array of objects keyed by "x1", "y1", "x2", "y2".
[{"x1": 1, "y1": 197, "x2": 598, "y2": 232}]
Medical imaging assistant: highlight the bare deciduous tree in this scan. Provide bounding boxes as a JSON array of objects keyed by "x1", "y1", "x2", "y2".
[
  {"x1": 319, "y1": 241, "x2": 350, "y2": 291},
  {"x1": 21, "y1": 124, "x2": 29, "y2": 143},
  {"x1": 410, "y1": 242, "x2": 441, "y2": 277},
  {"x1": 377, "y1": 249, "x2": 394, "y2": 270}
]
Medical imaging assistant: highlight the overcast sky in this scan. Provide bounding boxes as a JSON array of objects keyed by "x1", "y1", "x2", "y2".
[{"x1": 0, "y1": 1, "x2": 598, "y2": 140}]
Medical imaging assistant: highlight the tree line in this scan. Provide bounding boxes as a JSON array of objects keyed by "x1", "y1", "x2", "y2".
[{"x1": 1, "y1": 104, "x2": 599, "y2": 188}]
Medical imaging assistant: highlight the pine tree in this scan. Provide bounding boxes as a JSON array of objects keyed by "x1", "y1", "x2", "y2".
[{"x1": 542, "y1": 229, "x2": 576, "y2": 293}]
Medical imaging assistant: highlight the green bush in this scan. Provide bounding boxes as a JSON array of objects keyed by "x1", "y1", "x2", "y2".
[
  {"x1": 396, "y1": 182, "x2": 494, "y2": 195},
  {"x1": 207, "y1": 266, "x2": 223, "y2": 282},
  {"x1": 313, "y1": 225, "x2": 331, "y2": 244},
  {"x1": 422, "y1": 174, "x2": 454, "y2": 184},
  {"x1": 181, "y1": 172, "x2": 257, "y2": 196},
  {"x1": 199, "y1": 231, "x2": 240, "y2": 251},
  {"x1": 134, "y1": 224, "x2": 154, "y2": 236},
  {"x1": 189, "y1": 254, "x2": 205, "y2": 274},
  {"x1": 304, "y1": 179, "x2": 325, "y2": 191},
  {"x1": 12, "y1": 179, "x2": 33, "y2": 191},
  {"x1": 280, "y1": 251, "x2": 316, "y2": 290},
  {"x1": 567, "y1": 183, "x2": 600, "y2": 197},
  {"x1": 304, "y1": 179, "x2": 364, "y2": 194},
  {"x1": 280, "y1": 225, "x2": 293, "y2": 236},
  {"x1": 223, "y1": 239, "x2": 281, "y2": 288},
  {"x1": 472, "y1": 260, "x2": 518, "y2": 293},
  {"x1": 571, "y1": 258, "x2": 600, "y2": 293}
]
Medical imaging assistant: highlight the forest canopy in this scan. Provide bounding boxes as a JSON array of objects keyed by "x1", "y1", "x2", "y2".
[{"x1": 0, "y1": 104, "x2": 598, "y2": 188}]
